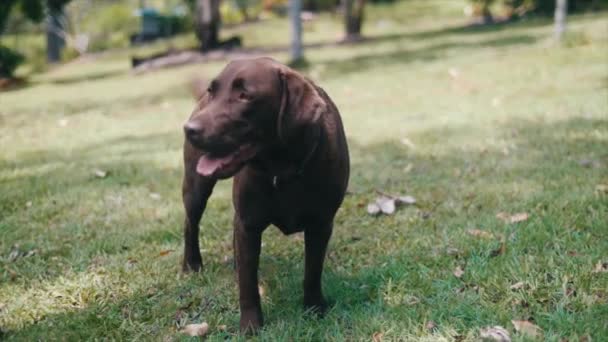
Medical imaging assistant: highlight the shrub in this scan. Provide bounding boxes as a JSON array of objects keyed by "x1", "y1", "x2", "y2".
[{"x1": 0, "y1": 45, "x2": 24, "y2": 78}]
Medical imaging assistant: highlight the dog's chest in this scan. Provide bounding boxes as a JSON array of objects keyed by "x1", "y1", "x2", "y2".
[{"x1": 269, "y1": 180, "x2": 334, "y2": 235}]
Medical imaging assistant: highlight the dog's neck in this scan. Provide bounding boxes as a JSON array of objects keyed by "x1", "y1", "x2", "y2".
[{"x1": 250, "y1": 126, "x2": 322, "y2": 187}]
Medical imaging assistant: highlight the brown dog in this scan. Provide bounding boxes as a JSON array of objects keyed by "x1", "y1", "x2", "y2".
[{"x1": 181, "y1": 57, "x2": 349, "y2": 333}]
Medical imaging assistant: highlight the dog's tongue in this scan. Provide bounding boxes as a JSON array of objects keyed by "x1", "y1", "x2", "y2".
[{"x1": 196, "y1": 154, "x2": 234, "y2": 176}]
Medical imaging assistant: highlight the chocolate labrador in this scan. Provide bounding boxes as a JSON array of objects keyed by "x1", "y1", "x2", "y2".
[{"x1": 181, "y1": 57, "x2": 349, "y2": 333}]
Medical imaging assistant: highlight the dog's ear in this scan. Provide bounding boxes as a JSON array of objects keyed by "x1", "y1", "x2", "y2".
[{"x1": 277, "y1": 67, "x2": 326, "y2": 144}]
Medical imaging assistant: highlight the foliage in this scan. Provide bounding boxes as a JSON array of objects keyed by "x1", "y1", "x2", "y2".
[
  {"x1": 78, "y1": 3, "x2": 138, "y2": 52},
  {"x1": 471, "y1": 0, "x2": 606, "y2": 17},
  {"x1": 0, "y1": 44, "x2": 24, "y2": 77}
]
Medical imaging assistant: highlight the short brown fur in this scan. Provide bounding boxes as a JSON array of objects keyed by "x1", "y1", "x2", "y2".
[{"x1": 182, "y1": 57, "x2": 349, "y2": 333}]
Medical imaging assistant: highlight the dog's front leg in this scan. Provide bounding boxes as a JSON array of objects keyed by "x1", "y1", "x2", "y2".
[
  {"x1": 303, "y1": 222, "x2": 333, "y2": 314},
  {"x1": 234, "y1": 214, "x2": 264, "y2": 333},
  {"x1": 182, "y1": 141, "x2": 216, "y2": 273}
]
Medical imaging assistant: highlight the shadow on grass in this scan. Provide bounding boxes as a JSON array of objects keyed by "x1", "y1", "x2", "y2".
[
  {"x1": 43, "y1": 69, "x2": 127, "y2": 85},
  {"x1": 1, "y1": 117, "x2": 606, "y2": 339},
  {"x1": 317, "y1": 34, "x2": 537, "y2": 78}
]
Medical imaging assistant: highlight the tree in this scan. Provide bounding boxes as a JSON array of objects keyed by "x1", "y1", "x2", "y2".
[
  {"x1": 470, "y1": 0, "x2": 495, "y2": 24},
  {"x1": 46, "y1": 0, "x2": 72, "y2": 63},
  {"x1": 554, "y1": 0, "x2": 567, "y2": 41},
  {"x1": 193, "y1": 0, "x2": 221, "y2": 51},
  {"x1": 0, "y1": 0, "x2": 44, "y2": 78},
  {"x1": 289, "y1": 0, "x2": 303, "y2": 63},
  {"x1": 343, "y1": 0, "x2": 366, "y2": 41}
]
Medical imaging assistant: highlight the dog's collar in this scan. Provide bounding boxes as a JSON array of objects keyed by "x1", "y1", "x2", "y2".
[
  {"x1": 272, "y1": 134, "x2": 319, "y2": 189},
  {"x1": 267, "y1": 126, "x2": 320, "y2": 189}
]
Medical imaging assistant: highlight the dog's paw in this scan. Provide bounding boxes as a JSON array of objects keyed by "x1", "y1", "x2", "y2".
[
  {"x1": 303, "y1": 297, "x2": 329, "y2": 317},
  {"x1": 181, "y1": 258, "x2": 202, "y2": 273},
  {"x1": 239, "y1": 311, "x2": 263, "y2": 335}
]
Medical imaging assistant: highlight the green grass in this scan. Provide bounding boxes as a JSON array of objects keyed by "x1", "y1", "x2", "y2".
[{"x1": 1, "y1": 1, "x2": 607, "y2": 340}]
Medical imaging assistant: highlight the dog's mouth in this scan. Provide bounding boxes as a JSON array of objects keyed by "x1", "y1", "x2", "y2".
[{"x1": 196, "y1": 143, "x2": 258, "y2": 178}]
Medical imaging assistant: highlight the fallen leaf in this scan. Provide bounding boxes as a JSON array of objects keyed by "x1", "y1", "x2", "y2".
[
  {"x1": 400, "y1": 137, "x2": 416, "y2": 149},
  {"x1": 596, "y1": 184, "x2": 608, "y2": 194},
  {"x1": 592, "y1": 261, "x2": 607, "y2": 273},
  {"x1": 125, "y1": 258, "x2": 137, "y2": 270},
  {"x1": 448, "y1": 67, "x2": 461, "y2": 79},
  {"x1": 367, "y1": 202, "x2": 381, "y2": 215},
  {"x1": 467, "y1": 229, "x2": 494, "y2": 239},
  {"x1": 403, "y1": 163, "x2": 413, "y2": 173},
  {"x1": 367, "y1": 192, "x2": 416, "y2": 216},
  {"x1": 480, "y1": 326, "x2": 511, "y2": 341},
  {"x1": 446, "y1": 247, "x2": 460, "y2": 256},
  {"x1": 425, "y1": 320, "x2": 437, "y2": 331},
  {"x1": 377, "y1": 196, "x2": 396, "y2": 214},
  {"x1": 25, "y1": 201, "x2": 32, "y2": 208},
  {"x1": 398, "y1": 195, "x2": 416, "y2": 205},
  {"x1": 258, "y1": 285, "x2": 265, "y2": 297},
  {"x1": 217, "y1": 324, "x2": 227, "y2": 331},
  {"x1": 492, "y1": 97, "x2": 503, "y2": 107},
  {"x1": 453, "y1": 266, "x2": 465, "y2": 278},
  {"x1": 159, "y1": 249, "x2": 174, "y2": 257},
  {"x1": 58, "y1": 118, "x2": 68, "y2": 127},
  {"x1": 372, "y1": 331, "x2": 384, "y2": 342},
  {"x1": 8, "y1": 245, "x2": 21, "y2": 261},
  {"x1": 149, "y1": 193, "x2": 161, "y2": 200},
  {"x1": 490, "y1": 241, "x2": 506, "y2": 257},
  {"x1": 93, "y1": 169, "x2": 108, "y2": 178},
  {"x1": 512, "y1": 320, "x2": 541, "y2": 338},
  {"x1": 180, "y1": 322, "x2": 209, "y2": 337},
  {"x1": 497, "y1": 212, "x2": 529, "y2": 224},
  {"x1": 510, "y1": 281, "x2": 525, "y2": 290}
]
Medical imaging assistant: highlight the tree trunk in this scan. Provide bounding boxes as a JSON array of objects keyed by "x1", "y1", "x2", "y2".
[
  {"x1": 289, "y1": 0, "x2": 303, "y2": 63},
  {"x1": 46, "y1": 6, "x2": 66, "y2": 63},
  {"x1": 194, "y1": 0, "x2": 221, "y2": 51},
  {"x1": 344, "y1": 0, "x2": 366, "y2": 41},
  {"x1": 554, "y1": 0, "x2": 567, "y2": 41}
]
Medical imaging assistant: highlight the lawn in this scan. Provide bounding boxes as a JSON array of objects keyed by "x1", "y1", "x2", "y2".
[{"x1": 1, "y1": 1, "x2": 607, "y2": 340}]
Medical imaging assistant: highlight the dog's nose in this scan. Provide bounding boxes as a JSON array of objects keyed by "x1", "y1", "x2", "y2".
[{"x1": 184, "y1": 122, "x2": 203, "y2": 139}]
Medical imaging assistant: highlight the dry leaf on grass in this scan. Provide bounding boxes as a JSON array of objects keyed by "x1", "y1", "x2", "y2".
[
  {"x1": 258, "y1": 285, "x2": 265, "y2": 297},
  {"x1": 467, "y1": 229, "x2": 494, "y2": 239},
  {"x1": 400, "y1": 137, "x2": 416, "y2": 149},
  {"x1": 180, "y1": 322, "x2": 209, "y2": 337},
  {"x1": 592, "y1": 261, "x2": 607, "y2": 273},
  {"x1": 366, "y1": 192, "x2": 417, "y2": 216},
  {"x1": 497, "y1": 212, "x2": 529, "y2": 224},
  {"x1": 93, "y1": 169, "x2": 108, "y2": 178},
  {"x1": 367, "y1": 202, "x2": 381, "y2": 215},
  {"x1": 490, "y1": 241, "x2": 506, "y2": 257},
  {"x1": 372, "y1": 331, "x2": 384, "y2": 342},
  {"x1": 453, "y1": 266, "x2": 465, "y2": 278},
  {"x1": 509, "y1": 281, "x2": 525, "y2": 290},
  {"x1": 596, "y1": 184, "x2": 608, "y2": 194},
  {"x1": 480, "y1": 326, "x2": 511, "y2": 341},
  {"x1": 159, "y1": 249, "x2": 174, "y2": 257},
  {"x1": 425, "y1": 320, "x2": 437, "y2": 331},
  {"x1": 511, "y1": 320, "x2": 541, "y2": 338},
  {"x1": 149, "y1": 193, "x2": 161, "y2": 200}
]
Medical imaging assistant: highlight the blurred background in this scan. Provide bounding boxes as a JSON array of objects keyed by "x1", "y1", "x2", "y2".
[{"x1": 1, "y1": 0, "x2": 607, "y2": 340}]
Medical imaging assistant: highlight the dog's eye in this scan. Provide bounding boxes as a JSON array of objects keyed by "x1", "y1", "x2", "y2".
[{"x1": 207, "y1": 80, "x2": 218, "y2": 94}]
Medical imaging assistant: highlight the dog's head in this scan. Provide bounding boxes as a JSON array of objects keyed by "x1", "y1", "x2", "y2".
[{"x1": 184, "y1": 57, "x2": 326, "y2": 179}]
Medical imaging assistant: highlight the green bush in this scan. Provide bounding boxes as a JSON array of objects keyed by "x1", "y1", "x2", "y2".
[
  {"x1": 0, "y1": 45, "x2": 25, "y2": 78},
  {"x1": 81, "y1": 3, "x2": 138, "y2": 52}
]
